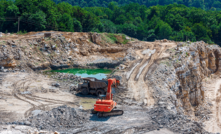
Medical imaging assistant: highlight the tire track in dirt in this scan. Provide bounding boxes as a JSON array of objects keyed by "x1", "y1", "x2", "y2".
[
  {"x1": 27, "y1": 95, "x2": 77, "y2": 105},
  {"x1": 126, "y1": 44, "x2": 168, "y2": 106},
  {"x1": 139, "y1": 46, "x2": 166, "y2": 105},
  {"x1": 12, "y1": 79, "x2": 47, "y2": 117},
  {"x1": 12, "y1": 78, "x2": 49, "y2": 117},
  {"x1": 144, "y1": 63, "x2": 158, "y2": 81},
  {"x1": 134, "y1": 58, "x2": 150, "y2": 81},
  {"x1": 126, "y1": 59, "x2": 142, "y2": 80},
  {"x1": 144, "y1": 45, "x2": 170, "y2": 81},
  {"x1": 12, "y1": 75, "x2": 78, "y2": 118},
  {"x1": 126, "y1": 44, "x2": 156, "y2": 105}
]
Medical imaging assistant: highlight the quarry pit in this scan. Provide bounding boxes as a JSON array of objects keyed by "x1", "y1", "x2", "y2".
[{"x1": 0, "y1": 31, "x2": 220, "y2": 134}]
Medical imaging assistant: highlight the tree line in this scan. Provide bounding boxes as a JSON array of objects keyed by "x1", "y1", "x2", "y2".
[
  {"x1": 53, "y1": 0, "x2": 221, "y2": 11},
  {"x1": 1, "y1": 0, "x2": 221, "y2": 44}
]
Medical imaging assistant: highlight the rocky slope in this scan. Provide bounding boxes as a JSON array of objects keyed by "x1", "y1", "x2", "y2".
[
  {"x1": 0, "y1": 32, "x2": 139, "y2": 72},
  {"x1": 114, "y1": 40, "x2": 221, "y2": 133}
]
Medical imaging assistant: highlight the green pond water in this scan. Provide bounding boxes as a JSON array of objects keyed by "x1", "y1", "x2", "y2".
[{"x1": 51, "y1": 68, "x2": 112, "y2": 79}]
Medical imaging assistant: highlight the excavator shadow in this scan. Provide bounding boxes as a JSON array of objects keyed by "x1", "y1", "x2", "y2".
[{"x1": 89, "y1": 114, "x2": 111, "y2": 121}]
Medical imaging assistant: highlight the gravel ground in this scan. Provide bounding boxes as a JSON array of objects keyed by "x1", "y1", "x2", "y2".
[{"x1": 12, "y1": 105, "x2": 89, "y2": 131}]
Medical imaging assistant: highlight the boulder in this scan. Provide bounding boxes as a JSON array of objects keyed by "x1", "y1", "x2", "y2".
[
  {"x1": 52, "y1": 83, "x2": 60, "y2": 87},
  {"x1": 91, "y1": 32, "x2": 101, "y2": 45},
  {"x1": 80, "y1": 50, "x2": 88, "y2": 56},
  {"x1": 163, "y1": 39, "x2": 168, "y2": 42}
]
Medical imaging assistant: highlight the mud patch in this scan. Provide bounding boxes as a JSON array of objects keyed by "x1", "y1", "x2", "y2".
[{"x1": 79, "y1": 98, "x2": 96, "y2": 110}]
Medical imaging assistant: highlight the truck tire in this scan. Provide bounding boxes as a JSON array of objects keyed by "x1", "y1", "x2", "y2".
[
  {"x1": 96, "y1": 89, "x2": 105, "y2": 96},
  {"x1": 81, "y1": 88, "x2": 89, "y2": 95}
]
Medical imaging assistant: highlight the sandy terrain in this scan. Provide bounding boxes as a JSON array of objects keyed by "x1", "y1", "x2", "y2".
[
  {"x1": 203, "y1": 75, "x2": 221, "y2": 133},
  {"x1": 0, "y1": 72, "x2": 78, "y2": 122}
]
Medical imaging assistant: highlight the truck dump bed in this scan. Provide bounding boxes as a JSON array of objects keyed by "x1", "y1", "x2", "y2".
[
  {"x1": 90, "y1": 81, "x2": 107, "y2": 89},
  {"x1": 82, "y1": 77, "x2": 108, "y2": 89}
]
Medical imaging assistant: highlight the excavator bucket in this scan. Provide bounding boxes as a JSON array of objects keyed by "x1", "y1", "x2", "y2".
[{"x1": 116, "y1": 80, "x2": 120, "y2": 86}]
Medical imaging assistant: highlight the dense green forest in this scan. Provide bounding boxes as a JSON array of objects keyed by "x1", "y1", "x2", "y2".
[
  {"x1": 1, "y1": 0, "x2": 221, "y2": 44},
  {"x1": 53, "y1": 0, "x2": 221, "y2": 10}
]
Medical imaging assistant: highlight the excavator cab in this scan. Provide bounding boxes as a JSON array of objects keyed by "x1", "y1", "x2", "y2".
[{"x1": 98, "y1": 94, "x2": 106, "y2": 99}]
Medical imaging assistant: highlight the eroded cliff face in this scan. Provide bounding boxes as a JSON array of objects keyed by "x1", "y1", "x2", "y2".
[
  {"x1": 0, "y1": 32, "x2": 136, "y2": 71},
  {"x1": 148, "y1": 41, "x2": 221, "y2": 116},
  {"x1": 114, "y1": 40, "x2": 221, "y2": 123}
]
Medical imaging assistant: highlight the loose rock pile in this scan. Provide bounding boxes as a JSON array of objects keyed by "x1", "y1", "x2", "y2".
[
  {"x1": 50, "y1": 73, "x2": 83, "y2": 92},
  {"x1": 18, "y1": 105, "x2": 89, "y2": 131},
  {"x1": 51, "y1": 73, "x2": 82, "y2": 82},
  {"x1": 149, "y1": 107, "x2": 208, "y2": 133},
  {"x1": 0, "y1": 66, "x2": 25, "y2": 73}
]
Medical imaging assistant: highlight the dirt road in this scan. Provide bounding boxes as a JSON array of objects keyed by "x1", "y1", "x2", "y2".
[
  {"x1": 203, "y1": 77, "x2": 221, "y2": 133},
  {"x1": 125, "y1": 42, "x2": 176, "y2": 106}
]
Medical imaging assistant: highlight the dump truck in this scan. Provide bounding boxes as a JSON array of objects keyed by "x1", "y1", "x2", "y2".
[{"x1": 78, "y1": 77, "x2": 108, "y2": 96}]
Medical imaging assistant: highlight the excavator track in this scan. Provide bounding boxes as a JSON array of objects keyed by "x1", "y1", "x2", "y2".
[{"x1": 97, "y1": 110, "x2": 124, "y2": 117}]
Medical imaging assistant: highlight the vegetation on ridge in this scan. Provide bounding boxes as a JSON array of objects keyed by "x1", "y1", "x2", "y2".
[
  {"x1": 0, "y1": 0, "x2": 221, "y2": 44},
  {"x1": 53, "y1": 0, "x2": 221, "y2": 11}
]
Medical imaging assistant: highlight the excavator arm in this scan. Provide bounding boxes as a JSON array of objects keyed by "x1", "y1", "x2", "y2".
[{"x1": 105, "y1": 78, "x2": 119, "y2": 100}]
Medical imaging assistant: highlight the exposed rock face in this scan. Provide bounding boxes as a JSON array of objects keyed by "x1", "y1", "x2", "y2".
[
  {"x1": 148, "y1": 41, "x2": 221, "y2": 116},
  {"x1": 0, "y1": 32, "x2": 133, "y2": 70},
  {"x1": 0, "y1": 43, "x2": 19, "y2": 68}
]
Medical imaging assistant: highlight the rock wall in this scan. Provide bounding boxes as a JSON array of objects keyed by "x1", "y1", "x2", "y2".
[
  {"x1": 149, "y1": 41, "x2": 221, "y2": 116},
  {"x1": 0, "y1": 32, "x2": 133, "y2": 71}
]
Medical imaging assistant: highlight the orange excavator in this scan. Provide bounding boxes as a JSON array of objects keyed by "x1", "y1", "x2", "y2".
[{"x1": 92, "y1": 78, "x2": 124, "y2": 117}]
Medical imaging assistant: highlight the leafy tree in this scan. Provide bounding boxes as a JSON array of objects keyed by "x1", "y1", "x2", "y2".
[
  {"x1": 72, "y1": 6, "x2": 99, "y2": 31},
  {"x1": 158, "y1": 22, "x2": 172, "y2": 39},
  {"x1": 191, "y1": 0, "x2": 204, "y2": 9},
  {"x1": 117, "y1": 23, "x2": 137, "y2": 37},
  {"x1": 17, "y1": 11, "x2": 47, "y2": 31},
  {"x1": 191, "y1": 23, "x2": 208, "y2": 40},
  {"x1": 57, "y1": 13, "x2": 74, "y2": 31},
  {"x1": 147, "y1": 6, "x2": 160, "y2": 20},
  {"x1": 6, "y1": 4, "x2": 20, "y2": 17},
  {"x1": 57, "y1": 2, "x2": 72, "y2": 14},
  {"x1": 100, "y1": 19, "x2": 117, "y2": 33},
  {"x1": 212, "y1": 1, "x2": 221, "y2": 8},
  {"x1": 115, "y1": 14, "x2": 127, "y2": 24},
  {"x1": 144, "y1": 29, "x2": 157, "y2": 41},
  {"x1": 108, "y1": 2, "x2": 118, "y2": 10},
  {"x1": 73, "y1": 18, "x2": 82, "y2": 32}
]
